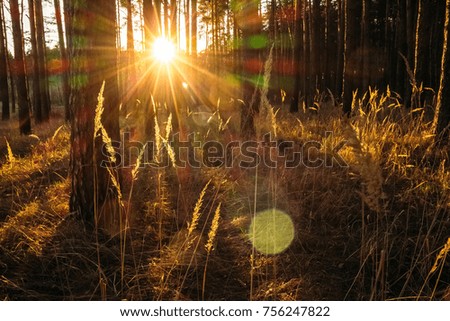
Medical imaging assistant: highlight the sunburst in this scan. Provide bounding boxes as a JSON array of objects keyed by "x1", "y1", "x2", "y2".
[{"x1": 152, "y1": 37, "x2": 176, "y2": 64}]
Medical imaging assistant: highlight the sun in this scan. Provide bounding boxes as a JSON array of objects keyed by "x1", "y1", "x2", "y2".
[{"x1": 152, "y1": 37, "x2": 176, "y2": 64}]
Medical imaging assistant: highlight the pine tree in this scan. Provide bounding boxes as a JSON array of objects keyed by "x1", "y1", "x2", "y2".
[
  {"x1": 10, "y1": 0, "x2": 31, "y2": 134},
  {"x1": 69, "y1": 0, "x2": 121, "y2": 230}
]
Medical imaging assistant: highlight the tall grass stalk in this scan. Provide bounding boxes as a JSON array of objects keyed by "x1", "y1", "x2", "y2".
[
  {"x1": 418, "y1": 237, "x2": 450, "y2": 300},
  {"x1": 187, "y1": 180, "x2": 211, "y2": 239},
  {"x1": 202, "y1": 203, "x2": 221, "y2": 299},
  {"x1": 250, "y1": 165, "x2": 259, "y2": 301},
  {"x1": 93, "y1": 82, "x2": 126, "y2": 291},
  {"x1": 256, "y1": 44, "x2": 278, "y2": 138},
  {"x1": 4, "y1": 137, "x2": 14, "y2": 168},
  {"x1": 152, "y1": 112, "x2": 175, "y2": 249}
]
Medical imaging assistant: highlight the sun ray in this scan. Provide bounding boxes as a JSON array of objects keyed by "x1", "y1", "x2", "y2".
[{"x1": 119, "y1": 34, "x2": 240, "y2": 139}]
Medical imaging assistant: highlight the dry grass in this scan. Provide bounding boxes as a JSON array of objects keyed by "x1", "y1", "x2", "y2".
[{"x1": 0, "y1": 86, "x2": 449, "y2": 301}]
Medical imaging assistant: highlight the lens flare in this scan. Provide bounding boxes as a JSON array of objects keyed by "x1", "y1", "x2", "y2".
[
  {"x1": 249, "y1": 209, "x2": 295, "y2": 255},
  {"x1": 152, "y1": 37, "x2": 176, "y2": 64}
]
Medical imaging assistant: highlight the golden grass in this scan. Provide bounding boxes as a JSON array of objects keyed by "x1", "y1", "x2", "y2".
[
  {"x1": 187, "y1": 180, "x2": 210, "y2": 238},
  {"x1": 205, "y1": 203, "x2": 221, "y2": 254},
  {"x1": 0, "y1": 126, "x2": 69, "y2": 178},
  {"x1": 0, "y1": 179, "x2": 70, "y2": 257},
  {"x1": 5, "y1": 138, "x2": 14, "y2": 167},
  {"x1": 1, "y1": 85, "x2": 449, "y2": 301}
]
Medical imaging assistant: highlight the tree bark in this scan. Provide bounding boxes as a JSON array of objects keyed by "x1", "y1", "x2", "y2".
[
  {"x1": 10, "y1": 0, "x2": 31, "y2": 134},
  {"x1": 69, "y1": 0, "x2": 121, "y2": 232}
]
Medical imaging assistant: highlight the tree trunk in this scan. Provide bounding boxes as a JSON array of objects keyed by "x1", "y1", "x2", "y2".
[
  {"x1": 0, "y1": 0, "x2": 10, "y2": 120},
  {"x1": 325, "y1": 0, "x2": 334, "y2": 92},
  {"x1": 291, "y1": 0, "x2": 304, "y2": 113},
  {"x1": 232, "y1": 7, "x2": 239, "y2": 76},
  {"x1": 10, "y1": 0, "x2": 31, "y2": 134},
  {"x1": 28, "y1": 0, "x2": 43, "y2": 123},
  {"x1": 268, "y1": 0, "x2": 275, "y2": 41},
  {"x1": 270, "y1": 0, "x2": 280, "y2": 96},
  {"x1": 191, "y1": 0, "x2": 197, "y2": 54},
  {"x1": 1, "y1": 1, "x2": 15, "y2": 114},
  {"x1": 303, "y1": 1, "x2": 311, "y2": 107},
  {"x1": 116, "y1": 0, "x2": 122, "y2": 48},
  {"x1": 215, "y1": 0, "x2": 220, "y2": 55},
  {"x1": 143, "y1": 0, "x2": 154, "y2": 47},
  {"x1": 336, "y1": 0, "x2": 344, "y2": 97},
  {"x1": 361, "y1": 0, "x2": 370, "y2": 91},
  {"x1": 236, "y1": 0, "x2": 262, "y2": 138},
  {"x1": 35, "y1": 0, "x2": 51, "y2": 120},
  {"x1": 343, "y1": 0, "x2": 360, "y2": 115},
  {"x1": 164, "y1": 0, "x2": 169, "y2": 36},
  {"x1": 69, "y1": 0, "x2": 121, "y2": 232},
  {"x1": 185, "y1": 0, "x2": 190, "y2": 54},
  {"x1": 414, "y1": 0, "x2": 434, "y2": 107},
  {"x1": 170, "y1": 0, "x2": 177, "y2": 41},
  {"x1": 127, "y1": 0, "x2": 135, "y2": 65},
  {"x1": 404, "y1": 0, "x2": 417, "y2": 106},
  {"x1": 142, "y1": 0, "x2": 158, "y2": 138},
  {"x1": 383, "y1": 0, "x2": 392, "y2": 88},
  {"x1": 312, "y1": 0, "x2": 321, "y2": 91},
  {"x1": 125, "y1": 0, "x2": 136, "y2": 114},
  {"x1": 212, "y1": 0, "x2": 219, "y2": 74},
  {"x1": 155, "y1": 0, "x2": 162, "y2": 38},
  {"x1": 63, "y1": 0, "x2": 73, "y2": 53},
  {"x1": 395, "y1": 0, "x2": 407, "y2": 96},
  {"x1": 434, "y1": 0, "x2": 450, "y2": 145},
  {"x1": 430, "y1": 0, "x2": 446, "y2": 91},
  {"x1": 54, "y1": 0, "x2": 70, "y2": 121}
]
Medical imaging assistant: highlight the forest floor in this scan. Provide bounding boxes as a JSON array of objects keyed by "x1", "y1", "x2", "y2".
[{"x1": 0, "y1": 91, "x2": 450, "y2": 300}]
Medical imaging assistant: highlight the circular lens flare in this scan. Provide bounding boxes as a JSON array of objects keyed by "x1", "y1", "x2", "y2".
[
  {"x1": 152, "y1": 37, "x2": 176, "y2": 64},
  {"x1": 249, "y1": 209, "x2": 295, "y2": 255}
]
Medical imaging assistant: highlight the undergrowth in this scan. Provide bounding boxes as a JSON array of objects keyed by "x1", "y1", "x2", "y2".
[{"x1": 0, "y1": 85, "x2": 449, "y2": 301}]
